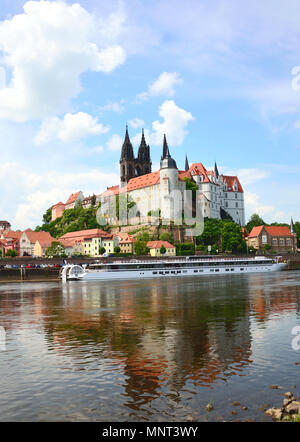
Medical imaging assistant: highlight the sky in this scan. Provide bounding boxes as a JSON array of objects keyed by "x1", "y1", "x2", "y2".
[{"x1": 0, "y1": 0, "x2": 300, "y2": 230}]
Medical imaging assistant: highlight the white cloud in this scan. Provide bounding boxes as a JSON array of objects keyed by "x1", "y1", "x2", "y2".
[
  {"x1": 99, "y1": 101, "x2": 125, "y2": 113},
  {"x1": 0, "y1": 162, "x2": 119, "y2": 229},
  {"x1": 0, "y1": 1, "x2": 126, "y2": 121},
  {"x1": 129, "y1": 118, "x2": 144, "y2": 129},
  {"x1": 106, "y1": 133, "x2": 123, "y2": 152},
  {"x1": 244, "y1": 191, "x2": 275, "y2": 217},
  {"x1": 137, "y1": 72, "x2": 182, "y2": 101},
  {"x1": 224, "y1": 168, "x2": 270, "y2": 186},
  {"x1": 151, "y1": 100, "x2": 194, "y2": 146},
  {"x1": 0, "y1": 67, "x2": 5, "y2": 89},
  {"x1": 35, "y1": 112, "x2": 109, "y2": 144}
]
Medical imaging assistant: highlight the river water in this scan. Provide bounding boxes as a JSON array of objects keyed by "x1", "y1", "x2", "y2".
[{"x1": 0, "y1": 271, "x2": 300, "y2": 422}]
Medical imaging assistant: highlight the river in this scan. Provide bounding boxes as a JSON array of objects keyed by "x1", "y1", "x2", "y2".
[{"x1": 0, "y1": 271, "x2": 300, "y2": 422}]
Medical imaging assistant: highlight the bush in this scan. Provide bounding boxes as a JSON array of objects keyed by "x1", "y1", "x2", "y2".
[
  {"x1": 176, "y1": 243, "x2": 195, "y2": 256},
  {"x1": 5, "y1": 249, "x2": 18, "y2": 258},
  {"x1": 99, "y1": 247, "x2": 106, "y2": 255}
]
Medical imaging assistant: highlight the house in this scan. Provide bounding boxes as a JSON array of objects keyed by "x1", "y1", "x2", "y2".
[
  {"x1": 33, "y1": 238, "x2": 57, "y2": 257},
  {"x1": 59, "y1": 229, "x2": 118, "y2": 257},
  {"x1": 0, "y1": 220, "x2": 11, "y2": 231},
  {"x1": 51, "y1": 202, "x2": 65, "y2": 221},
  {"x1": 83, "y1": 233, "x2": 119, "y2": 257},
  {"x1": 58, "y1": 238, "x2": 82, "y2": 257},
  {"x1": 247, "y1": 224, "x2": 297, "y2": 253},
  {"x1": 147, "y1": 241, "x2": 176, "y2": 257},
  {"x1": 0, "y1": 230, "x2": 23, "y2": 255},
  {"x1": 19, "y1": 230, "x2": 55, "y2": 256},
  {"x1": 64, "y1": 191, "x2": 84, "y2": 210},
  {"x1": 51, "y1": 191, "x2": 84, "y2": 221},
  {"x1": 115, "y1": 232, "x2": 136, "y2": 254}
]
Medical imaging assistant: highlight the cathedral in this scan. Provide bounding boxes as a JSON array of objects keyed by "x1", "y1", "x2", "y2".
[{"x1": 99, "y1": 127, "x2": 246, "y2": 226}]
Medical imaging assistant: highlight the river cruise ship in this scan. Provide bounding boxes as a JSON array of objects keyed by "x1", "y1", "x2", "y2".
[{"x1": 61, "y1": 256, "x2": 286, "y2": 281}]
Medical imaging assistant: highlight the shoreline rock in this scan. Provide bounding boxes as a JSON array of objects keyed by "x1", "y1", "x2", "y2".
[{"x1": 265, "y1": 392, "x2": 300, "y2": 422}]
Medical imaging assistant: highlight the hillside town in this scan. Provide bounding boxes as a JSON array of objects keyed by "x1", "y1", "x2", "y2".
[{"x1": 1, "y1": 130, "x2": 299, "y2": 261}]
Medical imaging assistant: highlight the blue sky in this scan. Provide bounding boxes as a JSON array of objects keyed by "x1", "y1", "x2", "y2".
[{"x1": 0, "y1": 0, "x2": 299, "y2": 229}]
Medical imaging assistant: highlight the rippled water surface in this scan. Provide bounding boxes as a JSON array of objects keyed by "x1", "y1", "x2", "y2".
[{"x1": 0, "y1": 271, "x2": 300, "y2": 422}]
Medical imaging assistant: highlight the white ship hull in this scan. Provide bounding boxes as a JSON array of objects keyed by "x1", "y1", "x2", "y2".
[{"x1": 62, "y1": 258, "x2": 286, "y2": 282}]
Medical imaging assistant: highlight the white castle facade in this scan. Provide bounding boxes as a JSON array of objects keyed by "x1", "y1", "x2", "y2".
[{"x1": 99, "y1": 127, "x2": 246, "y2": 226}]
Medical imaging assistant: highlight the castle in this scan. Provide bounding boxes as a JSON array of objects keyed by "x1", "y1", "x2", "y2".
[{"x1": 52, "y1": 127, "x2": 245, "y2": 226}]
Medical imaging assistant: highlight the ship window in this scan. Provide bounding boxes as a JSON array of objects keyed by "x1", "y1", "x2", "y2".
[
  {"x1": 231, "y1": 269, "x2": 234, "y2": 271},
  {"x1": 240, "y1": 268, "x2": 244, "y2": 271},
  {"x1": 153, "y1": 271, "x2": 157, "y2": 275},
  {"x1": 177, "y1": 271, "x2": 181, "y2": 274},
  {"x1": 210, "y1": 269, "x2": 214, "y2": 272},
  {"x1": 159, "y1": 271, "x2": 164, "y2": 275},
  {"x1": 194, "y1": 270, "x2": 198, "y2": 273},
  {"x1": 215, "y1": 269, "x2": 220, "y2": 272},
  {"x1": 171, "y1": 271, "x2": 176, "y2": 274},
  {"x1": 226, "y1": 269, "x2": 230, "y2": 272},
  {"x1": 165, "y1": 271, "x2": 169, "y2": 274}
]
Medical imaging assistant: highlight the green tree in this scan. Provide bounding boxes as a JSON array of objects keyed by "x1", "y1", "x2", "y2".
[
  {"x1": 263, "y1": 244, "x2": 272, "y2": 254},
  {"x1": 42, "y1": 207, "x2": 52, "y2": 224},
  {"x1": 246, "y1": 213, "x2": 267, "y2": 234},
  {"x1": 5, "y1": 249, "x2": 18, "y2": 257},
  {"x1": 134, "y1": 240, "x2": 149, "y2": 256},
  {"x1": 196, "y1": 218, "x2": 222, "y2": 247},
  {"x1": 99, "y1": 247, "x2": 106, "y2": 255},
  {"x1": 159, "y1": 232, "x2": 172, "y2": 243},
  {"x1": 221, "y1": 221, "x2": 246, "y2": 253},
  {"x1": 91, "y1": 194, "x2": 97, "y2": 207},
  {"x1": 45, "y1": 241, "x2": 65, "y2": 257},
  {"x1": 137, "y1": 232, "x2": 150, "y2": 242},
  {"x1": 294, "y1": 221, "x2": 300, "y2": 248},
  {"x1": 114, "y1": 246, "x2": 121, "y2": 254},
  {"x1": 160, "y1": 245, "x2": 167, "y2": 255}
]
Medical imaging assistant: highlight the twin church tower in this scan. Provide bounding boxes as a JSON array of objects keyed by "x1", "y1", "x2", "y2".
[{"x1": 120, "y1": 125, "x2": 179, "y2": 187}]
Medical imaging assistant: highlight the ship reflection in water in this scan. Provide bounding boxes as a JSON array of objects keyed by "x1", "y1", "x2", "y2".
[{"x1": 0, "y1": 271, "x2": 300, "y2": 422}]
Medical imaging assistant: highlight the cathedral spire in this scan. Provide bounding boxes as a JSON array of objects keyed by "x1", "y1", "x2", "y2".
[
  {"x1": 185, "y1": 154, "x2": 190, "y2": 171},
  {"x1": 162, "y1": 134, "x2": 171, "y2": 159},
  {"x1": 137, "y1": 128, "x2": 147, "y2": 161},
  {"x1": 160, "y1": 135, "x2": 177, "y2": 169},
  {"x1": 291, "y1": 217, "x2": 296, "y2": 234},
  {"x1": 214, "y1": 161, "x2": 219, "y2": 179},
  {"x1": 120, "y1": 125, "x2": 134, "y2": 161}
]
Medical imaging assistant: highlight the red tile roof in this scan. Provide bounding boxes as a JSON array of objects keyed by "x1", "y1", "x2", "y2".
[
  {"x1": 116, "y1": 232, "x2": 136, "y2": 244},
  {"x1": 52, "y1": 202, "x2": 65, "y2": 208},
  {"x1": 66, "y1": 191, "x2": 82, "y2": 205},
  {"x1": 222, "y1": 175, "x2": 243, "y2": 192},
  {"x1": 59, "y1": 229, "x2": 110, "y2": 241},
  {"x1": 147, "y1": 241, "x2": 175, "y2": 249},
  {"x1": 127, "y1": 171, "x2": 161, "y2": 192},
  {"x1": 189, "y1": 163, "x2": 211, "y2": 183},
  {"x1": 248, "y1": 225, "x2": 293, "y2": 238},
  {"x1": 3, "y1": 230, "x2": 23, "y2": 240},
  {"x1": 24, "y1": 231, "x2": 55, "y2": 244},
  {"x1": 101, "y1": 185, "x2": 120, "y2": 197}
]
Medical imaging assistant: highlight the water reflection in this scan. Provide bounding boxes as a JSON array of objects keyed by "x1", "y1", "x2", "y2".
[{"x1": 0, "y1": 272, "x2": 300, "y2": 421}]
